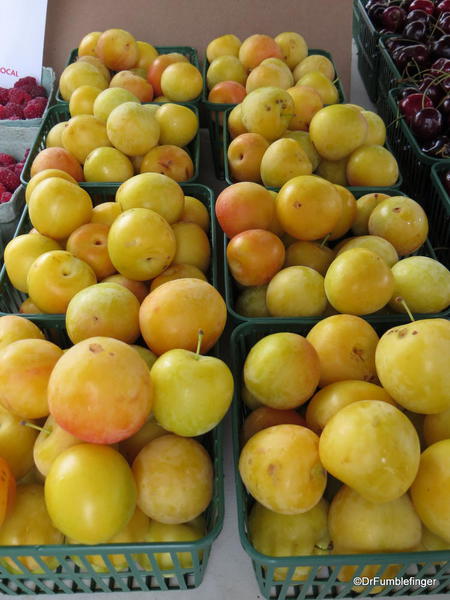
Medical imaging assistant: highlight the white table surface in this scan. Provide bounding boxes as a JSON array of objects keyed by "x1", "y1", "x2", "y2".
[{"x1": 22, "y1": 42, "x2": 448, "y2": 600}]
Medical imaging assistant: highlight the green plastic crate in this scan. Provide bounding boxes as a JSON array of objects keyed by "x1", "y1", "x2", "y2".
[
  {"x1": 56, "y1": 46, "x2": 201, "y2": 105},
  {"x1": 429, "y1": 163, "x2": 450, "y2": 268},
  {"x1": 222, "y1": 187, "x2": 447, "y2": 324},
  {"x1": 385, "y1": 88, "x2": 450, "y2": 205},
  {"x1": 222, "y1": 109, "x2": 403, "y2": 192},
  {"x1": 230, "y1": 320, "x2": 450, "y2": 600},
  {"x1": 0, "y1": 183, "x2": 217, "y2": 328},
  {"x1": 202, "y1": 49, "x2": 346, "y2": 180},
  {"x1": 0, "y1": 425, "x2": 223, "y2": 595},
  {"x1": 20, "y1": 103, "x2": 200, "y2": 187},
  {"x1": 352, "y1": 0, "x2": 383, "y2": 92},
  {"x1": 355, "y1": 38, "x2": 378, "y2": 104}
]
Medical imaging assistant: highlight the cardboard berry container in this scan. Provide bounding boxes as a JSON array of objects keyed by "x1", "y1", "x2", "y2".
[
  {"x1": 20, "y1": 102, "x2": 200, "y2": 187},
  {"x1": 221, "y1": 186, "x2": 449, "y2": 325},
  {"x1": 230, "y1": 320, "x2": 450, "y2": 600},
  {"x1": 0, "y1": 126, "x2": 40, "y2": 259},
  {"x1": 0, "y1": 183, "x2": 217, "y2": 328},
  {"x1": 56, "y1": 47, "x2": 201, "y2": 106},
  {"x1": 0, "y1": 67, "x2": 55, "y2": 128},
  {"x1": 202, "y1": 48, "x2": 346, "y2": 180}
]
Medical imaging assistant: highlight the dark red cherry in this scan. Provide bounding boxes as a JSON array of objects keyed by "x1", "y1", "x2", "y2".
[
  {"x1": 399, "y1": 93, "x2": 434, "y2": 123},
  {"x1": 408, "y1": 0, "x2": 436, "y2": 15},
  {"x1": 368, "y1": 4, "x2": 389, "y2": 25},
  {"x1": 404, "y1": 19, "x2": 428, "y2": 40},
  {"x1": 382, "y1": 6, "x2": 406, "y2": 31},
  {"x1": 430, "y1": 56, "x2": 450, "y2": 75},
  {"x1": 435, "y1": 0, "x2": 450, "y2": 16},
  {"x1": 411, "y1": 107, "x2": 443, "y2": 140},
  {"x1": 399, "y1": 86, "x2": 421, "y2": 99},
  {"x1": 430, "y1": 34, "x2": 450, "y2": 59},
  {"x1": 419, "y1": 79, "x2": 443, "y2": 104},
  {"x1": 437, "y1": 11, "x2": 450, "y2": 32}
]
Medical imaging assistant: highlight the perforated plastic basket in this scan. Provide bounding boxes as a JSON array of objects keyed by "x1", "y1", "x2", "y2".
[
  {"x1": 0, "y1": 183, "x2": 216, "y2": 328},
  {"x1": 353, "y1": 0, "x2": 383, "y2": 97},
  {"x1": 222, "y1": 109, "x2": 403, "y2": 192},
  {"x1": 0, "y1": 422, "x2": 223, "y2": 595},
  {"x1": 20, "y1": 103, "x2": 200, "y2": 186},
  {"x1": 429, "y1": 163, "x2": 450, "y2": 268},
  {"x1": 230, "y1": 320, "x2": 450, "y2": 600},
  {"x1": 202, "y1": 48, "x2": 346, "y2": 180},
  {"x1": 56, "y1": 46, "x2": 201, "y2": 105},
  {"x1": 222, "y1": 187, "x2": 446, "y2": 324}
]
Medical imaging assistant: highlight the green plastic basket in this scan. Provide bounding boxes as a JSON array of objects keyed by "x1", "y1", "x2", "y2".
[
  {"x1": 355, "y1": 38, "x2": 378, "y2": 104},
  {"x1": 385, "y1": 88, "x2": 450, "y2": 205},
  {"x1": 202, "y1": 49, "x2": 346, "y2": 180},
  {"x1": 20, "y1": 103, "x2": 200, "y2": 187},
  {"x1": 222, "y1": 109, "x2": 403, "y2": 192},
  {"x1": 56, "y1": 46, "x2": 201, "y2": 106},
  {"x1": 353, "y1": 1, "x2": 381, "y2": 103},
  {"x1": 0, "y1": 425, "x2": 224, "y2": 595},
  {"x1": 0, "y1": 183, "x2": 217, "y2": 329},
  {"x1": 429, "y1": 163, "x2": 450, "y2": 268},
  {"x1": 222, "y1": 187, "x2": 447, "y2": 324},
  {"x1": 230, "y1": 320, "x2": 450, "y2": 600}
]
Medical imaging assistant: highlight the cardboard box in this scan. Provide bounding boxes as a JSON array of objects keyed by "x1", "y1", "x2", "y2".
[{"x1": 43, "y1": 0, "x2": 352, "y2": 96}]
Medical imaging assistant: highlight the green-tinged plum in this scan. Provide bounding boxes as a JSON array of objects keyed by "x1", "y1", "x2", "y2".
[
  {"x1": 320, "y1": 400, "x2": 420, "y2": 502},
  {"x1": 266, "y1": 266, "x2": 327, "y2": 317},
  {"x1": 410, "y1": 440, "x2": 450, "y2": 543},
  {"x1": 324, "y1": 248, "x2": 394, "y2": 315},
  {"x1": 45, "y1": 444, "x2": 136, "y2": 544},
  {"x1": 249, "y1": 499, "x2": 329, "y2": 581},
  {"x1": 375, "y1": 319, "x2": 450, "y2": 414},
  {"x1": 389, "y1": 256, "x2": 450, "y2": 313},
  {"x1": 243, "y1": 332, "x2": 320, "y2": 409},
  {"x1": 241, "y1": 87, "x2": 295, "y2": 142}
]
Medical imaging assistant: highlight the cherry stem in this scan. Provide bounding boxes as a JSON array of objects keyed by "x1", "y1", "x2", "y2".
[
  {"x1": 320, "y1": 233, "x2": 331, "y2": 248},
  {"x1": 20, "y1": 420, "x2": 50, "y2": 435},
  {"x1": 195, "y1": 329, "x2": 204, "y2": 360},
  {"x1": 396, "y1": 296, "x2": 415, "y2": 322}
]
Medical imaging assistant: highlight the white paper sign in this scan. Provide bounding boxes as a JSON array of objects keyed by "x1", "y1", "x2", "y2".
[{"x1": 0, "y1": 0, "x2": 48, "y2": 87}]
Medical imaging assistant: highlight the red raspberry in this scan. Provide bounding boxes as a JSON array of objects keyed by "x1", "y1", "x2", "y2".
[
  {"x1": 0, "y1": 167, "x2": 20, "y2": 192},
  {"x1": 0, "y1": 88, "x2": 8, "y2": 105},
  {"x1": 12, "y1": 162, "x2": 24, "y2": 177},
  {"x1": 8, "y1": 116, "x2": 21, "y2": 120},
  {"x1": 0, "y1": 183, "x2": 6, "y2": 194},
  {"x1": 0, "y1": 191, "x2": 13, "y2": 204},
  {"x1": 28, "y1": 85, "x2": 47, "y2": 99},
  {"x1": 14, "y1": 76, "x2": 37, "y2": 89},
  {"x1": 23, "y1": 97, "x2": 47, "y2": 119},
  {"x1": 8, "y1": 88, "x2": 32, "y2": 105},
  {"x1": 0, "y1": 106, "x2": 7, "y2": 119},
  {"x1": 0, "y1": 154, "x2": 16, "y2": 167},
  {"x1": 4, "y1": 102, "x2": 24, "y2": 119}
]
